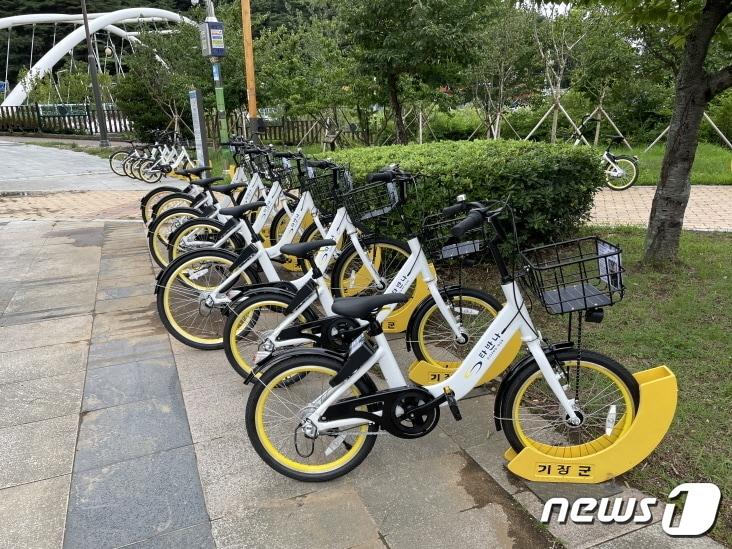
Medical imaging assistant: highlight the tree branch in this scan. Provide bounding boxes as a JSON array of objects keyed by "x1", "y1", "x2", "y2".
[{"x1": 708, "y1": 64, "x2": 732, "y2": 98}]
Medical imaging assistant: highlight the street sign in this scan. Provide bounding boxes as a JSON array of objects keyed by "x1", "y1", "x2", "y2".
[
  {"x1": 199, "y1": 21, "x2": 225, "y2": 58},
  {"x1": 189, "y1": 89, "x2": 209, "y2": 170}
]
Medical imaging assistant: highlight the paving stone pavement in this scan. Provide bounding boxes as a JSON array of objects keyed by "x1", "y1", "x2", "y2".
[
  {"x1": 591, "y1": 185, "x2": 732, "y2": 231},
  {"x1": 0, "y1": 141, "x2": 152, "y2": 192},
  {"x1": 0, "y1": 219, "x2": 726, "y2": 549},
  {"x1": 0, "y1": 144, "x2": 727, "y2": 547}
]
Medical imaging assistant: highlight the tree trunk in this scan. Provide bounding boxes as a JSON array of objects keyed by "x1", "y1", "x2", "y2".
[
  {"x1": 550, "y1": 104, "x2": 559, "y2": 143},
  {"x1": 386, "y1": 73, "x2": 408, "y2": 144},
  {"x1": 643, "y1": 0, "x2": 732, "y2": 263}
]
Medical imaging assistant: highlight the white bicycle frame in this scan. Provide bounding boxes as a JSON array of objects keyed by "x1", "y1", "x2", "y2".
[
  {"x1": 255, "y1": 235, "x2": 466, "y2": 354},
  {"x1": 205, "y1": 202, "x2": 385, "y2": 307},
  {"x1": 303, "y1": 279, "x2": 580, "y2": 433}
]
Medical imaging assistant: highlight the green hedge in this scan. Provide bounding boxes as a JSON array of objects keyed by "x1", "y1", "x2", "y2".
[{"x1": 325, "y1": 139, "x2": 605, "y2": 247}]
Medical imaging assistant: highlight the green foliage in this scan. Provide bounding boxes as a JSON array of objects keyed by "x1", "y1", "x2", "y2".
[
  {"x1": 428, "y1": 109, "x2": 483, "y2": 141},
  {"x1": 254, "y1": 19, "x2": 370, "y2": 116},
  {"x1": 700, "y1": 90, "x2": 732, "y2": 147},
  {"x1": 325, "y1": 139, "x2": 605, "y2": 246}
]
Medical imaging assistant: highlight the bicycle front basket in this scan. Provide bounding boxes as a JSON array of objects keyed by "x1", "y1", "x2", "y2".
[
  {"x1": 520, "y1": 236, "x2": 624, "y2": 315},
  {"x1": 420, "y1": 211, "x2": 489, "y2": 262}
]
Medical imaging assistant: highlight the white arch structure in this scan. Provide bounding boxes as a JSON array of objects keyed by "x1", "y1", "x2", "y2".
[{"x1": 1, "y1": 8, "x2": 194, "y2": 106}]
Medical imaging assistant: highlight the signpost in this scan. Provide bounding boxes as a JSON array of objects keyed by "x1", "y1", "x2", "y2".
[
  {"x1": 199, "y1": 12, "x2": 229, "y2": 145},
  {"x1": 189, "y1": 89, "x2": 209, "y2": 172}
]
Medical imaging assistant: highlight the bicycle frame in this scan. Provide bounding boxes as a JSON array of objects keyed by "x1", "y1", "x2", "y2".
[
  {"x1": 206, "y1": 204, "x2": 386, "y2": 307},
  {"x1": 303, "y1": 279, "x2": 580, "y2": 434},
  {"x1": 246, "y1": 236, "x2": 467, "y2": 359}
]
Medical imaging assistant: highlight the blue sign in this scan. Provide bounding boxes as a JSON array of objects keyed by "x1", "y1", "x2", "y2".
[{"x1": 199, "y1": 21, "x2": 225, "y2": 58}]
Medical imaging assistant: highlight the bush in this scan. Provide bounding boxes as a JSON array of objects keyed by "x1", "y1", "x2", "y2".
[
  {"x1": 429, "y1": 109, "x2": 483, "y2": 141},
  {"x1": 325, "y1": 139, "x2": 605, "y2": 247}
]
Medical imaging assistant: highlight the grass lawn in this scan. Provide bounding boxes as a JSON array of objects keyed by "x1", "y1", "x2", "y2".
[
  {"x1": 461, "y1": 227, "x2": 732, "y2": 544},
  {"x1": 635, "y1": 142, "x2": 732, "y2": 185}
]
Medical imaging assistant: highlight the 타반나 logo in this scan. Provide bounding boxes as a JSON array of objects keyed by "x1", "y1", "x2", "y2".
[{"x1": 540, "y1": 483, "x2": 721, "y2": 537}]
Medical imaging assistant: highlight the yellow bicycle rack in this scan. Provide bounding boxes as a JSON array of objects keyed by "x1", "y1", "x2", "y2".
[{"x1": 504, "y1": 365, "x2": 677, "y2": 483}]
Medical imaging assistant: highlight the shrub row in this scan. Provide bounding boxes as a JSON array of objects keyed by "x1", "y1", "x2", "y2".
[{"x1": 324, "y1": 139, "x2": 605, "y2": 248}]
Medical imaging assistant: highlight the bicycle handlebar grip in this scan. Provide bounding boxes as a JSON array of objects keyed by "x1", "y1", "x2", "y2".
[
  {"x1": 307, "y1": 160, "x2": 334, "y2": 169},
  {"x1": 366, "y1": 170, "x2": 395, "y2": 183},
  {"x1": 442, "y1": 202, "x2": 470, "y2": 217},
  {"x1": 451, "y1": 210, "x2": 484, "y2": 239}
]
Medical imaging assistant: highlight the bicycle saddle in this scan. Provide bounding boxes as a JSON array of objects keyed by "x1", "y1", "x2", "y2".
[
  {"x1": 175, "y1": 166, "x2": 211, "y2": 177},
  {"x1": 219, "y1": 202, "x2": 266, "y2": 218},
  {"x1": 190, "y1": 176, "x2": 224, "y2": 188},
  {"x1": 280, "y1": 239, "x2": 336, "y2": 259},
  {"x1": 332, "y1": 294, "x2": 409, "y2": 320},
  {"x1": 210, "y1": 182, "x2": 246, "y2": 195}
]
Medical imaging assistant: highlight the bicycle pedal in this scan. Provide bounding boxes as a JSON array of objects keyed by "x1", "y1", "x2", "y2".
[{"x1": 444, "y1": 390, "x2": 462, "y2": 421}]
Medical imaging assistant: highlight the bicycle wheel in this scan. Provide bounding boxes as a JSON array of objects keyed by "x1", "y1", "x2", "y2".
[
  {"x1": 330, "y1": 236, "x2": 411, "y2": 300},
  {"x1": 156, "y1": 249, "x2": 259, "y2": 350},
  {"x1": 109, "y1": 149, "x2": 130, "y2": 176},
  {"x1": 408, "y1": 287, "x2": 502, "y2": 365},
  {"x1": 147, "y1": 207, "x2": 201, "y2": 268},
  {"x1": 150, "y1": 192, "x2": 195, "y2": 221},
  {"x1": 500, "y1": 348, "x2": 640, "y2": 458},
  {"x1": 268, "y1": 207, "x2": 291, "y2": 247},
  {"x1": 224, "y1": 292, "x2": 318, "y2": 378},
  {"x1": 294, "y1": 222, "x2": 329, "y2": 273},
  {"x1": 167, "y1": 218, "x2": 243, "y2": 263},
  {"x1": 246, "y1": 354, "x2": 377, "y2": 481},
  {"x1": 122, "y1": 155, "x2": 138, "y2": 178},
  {"x1": 141, "y1": 186, "x2": 183, "y2": 225},
  {"x1": 131, "y1": 157, "x2": 146, "y2": 180},
  {"x1": 140, "y1": 159, "x2": 163, "y2": 184},
  {"x1": 605, "y1": 156, "x2": 638, "y2": 191}
]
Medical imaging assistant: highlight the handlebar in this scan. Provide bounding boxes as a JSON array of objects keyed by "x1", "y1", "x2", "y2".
[
  {"x1": 366, "y1": 170, "x2": 396, "y2": 183},
  {"x1": 447, "y1": 201, "x2": 509, "y2": 242},
  {"x1": 307, "y1": 159, "x2": 338, "y2": 170}
]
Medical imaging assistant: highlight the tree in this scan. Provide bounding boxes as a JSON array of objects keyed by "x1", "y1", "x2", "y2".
[
  {"x1": 465, "y1": 4, "x2": 542, "y2": 139},
  {"x1": 338, "y1": 0, "x2": 485, "y2": 144},
  {"x1": 595, "y1": 0, "x2": 732, "y2": 262}
]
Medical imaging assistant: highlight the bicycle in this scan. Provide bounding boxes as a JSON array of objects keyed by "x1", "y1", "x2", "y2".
[
  {"x1": 222, "y1": 168, "x2": 503, "y2": 378},
  {"x1": 153, "y1": 165, "x2": 410, "y2": 350},
  {"x1": 568, "y1": 114, "x2": 639, "y2": 191},
  {"x1": 243, "y1": 200, "x2": 648, "y2": 482}
]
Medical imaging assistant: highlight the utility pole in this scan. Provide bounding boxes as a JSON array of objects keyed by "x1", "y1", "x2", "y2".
[
  {"x1": 240, "y1": 0, "x2": 259, "y2": 142},
  {"x1": 80, "y1": 0, "x2": 109, "y2": 147}
]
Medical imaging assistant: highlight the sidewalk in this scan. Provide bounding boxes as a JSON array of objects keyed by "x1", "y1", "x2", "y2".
[
  {"x1": 0, "y1": 218, "x2": 725, "y2": 548},
  {"x1": 591, "y1": 185, "x2": 732, "y2": 231}
]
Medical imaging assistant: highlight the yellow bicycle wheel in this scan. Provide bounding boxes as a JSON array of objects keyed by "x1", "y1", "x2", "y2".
[
  {"x1": 223, "y1": 294, "x2": 316, "y2": 378},
  {"x1": 502, "y1": 349, "x2": 639, "y2": 458},
  {"x1": 157, "y1": 250, "x2": 256, "y2": 350},
  {"x1": 246, "y1": 356, "x2": 377, "y2": 481}
]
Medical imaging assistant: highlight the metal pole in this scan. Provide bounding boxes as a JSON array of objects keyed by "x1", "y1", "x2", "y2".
[
  {"x1": 211, "y1": 61, "x2": 228, "y2": 144},
  {"x1": 204, "y1": 1, "x2": 229, "y2": 145},
  {"x1": 80, "y1": 0, "x2": 109, "y2": 147},
  {"x1": 240, "y1": 0, "x2": 258, "y2": 142}
]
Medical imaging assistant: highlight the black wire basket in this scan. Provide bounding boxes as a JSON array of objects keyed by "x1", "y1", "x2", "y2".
[
  {"x1": 520, "y1": 237, "x2": 624, "y2": 315},
  {"x1": 304, "y1": 167, "x2": 351, "y2": 217},
  {"x1": 420, "y1": 211, "x2": 489, "y2": 262},
  {"x1": 341, "y1": 176, "x2": 409, "y2": 235}
]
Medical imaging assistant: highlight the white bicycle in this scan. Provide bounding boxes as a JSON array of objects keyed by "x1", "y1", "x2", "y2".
[{"x1": 244, "y1": 201, "x2": 641, "y2": 482}]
